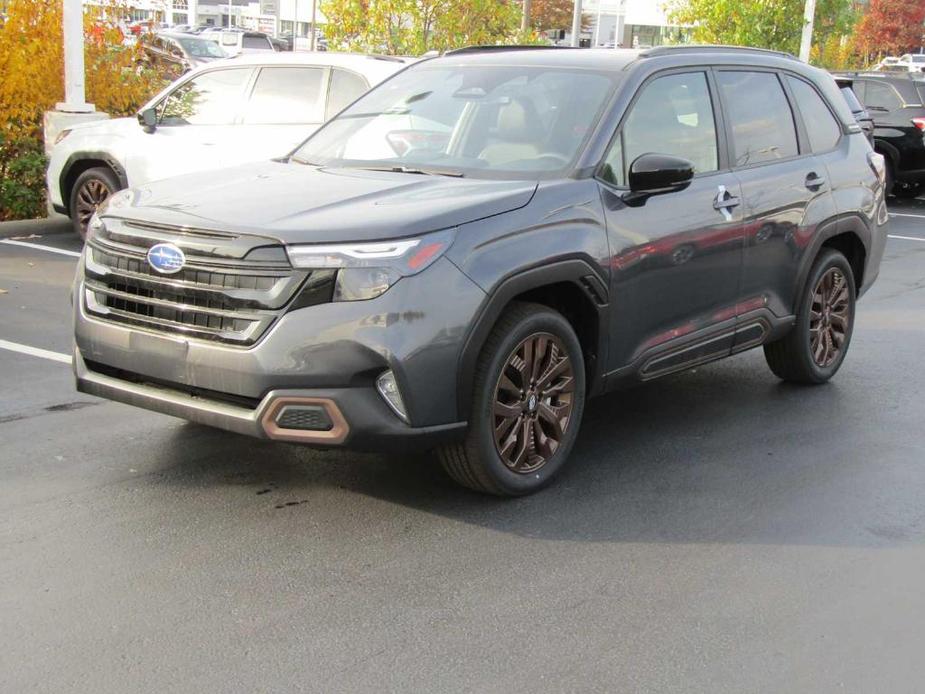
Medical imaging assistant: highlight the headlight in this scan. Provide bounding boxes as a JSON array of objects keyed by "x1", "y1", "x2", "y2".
[
  {"x1": 54, "y1": 129, "x2": 72, "y2": 145},
  {"x1": 287, "y1": 228, "x2": 455, "y2": 301}
]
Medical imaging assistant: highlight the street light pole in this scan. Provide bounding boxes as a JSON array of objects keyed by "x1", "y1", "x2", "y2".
[
  {"x1": 571, "y1": 0, "x2": 583, "y2": 47},
  {"x1": 799, "y1": 0, "x2": 817, "y2": 62}
]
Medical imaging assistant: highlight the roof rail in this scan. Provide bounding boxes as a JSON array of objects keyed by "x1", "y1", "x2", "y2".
[
  {"x1": 444, "y1": 45, "x2": 574, "y2": 56},
  {"x1": 640, "y1": 45, "x2": 798, "y2": 61}
]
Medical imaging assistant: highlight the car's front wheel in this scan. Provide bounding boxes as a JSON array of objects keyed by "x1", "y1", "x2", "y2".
[
  {"x1": 438, "y1": 302, "x2": 586, "y2": 496},
  {"x1": 764, "y1": 249, "x2": 856, "y2": 384},
  {"x1": 69, "y1": 167, "x2": 119, "y2": 241}
]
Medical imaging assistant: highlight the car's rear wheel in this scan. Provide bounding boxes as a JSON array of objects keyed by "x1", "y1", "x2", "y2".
[
  {"x1": 438, "y1": 302, "x2": 586, "y2": 496},
  {"x1": 764, "y1": 249, "x2": 856, "y2": 384},
  {"x1": 69, "y1": 167, "x2": 119, "y2": 241},
  {"x1": 892, "y1": 180, "x2": 922, "y2": 199}
]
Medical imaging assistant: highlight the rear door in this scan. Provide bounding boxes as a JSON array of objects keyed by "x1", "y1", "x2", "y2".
[
  {"x1": 598, "y1": 69, "x2": 746, "y2": 376},
  {"x1": 716, "y1": 69, "x2": 837, "y2": 329},
  {"x1": 231, "y1": 65, "x2": 330, "y2": 164}
]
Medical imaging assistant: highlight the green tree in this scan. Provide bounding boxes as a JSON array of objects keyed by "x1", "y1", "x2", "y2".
[
  {"x1": 667, "y1": 0, "x2": 856, "y2": 57},
  {"x1": 321, "y1": 0, "x2": 524, "y2": 55}
]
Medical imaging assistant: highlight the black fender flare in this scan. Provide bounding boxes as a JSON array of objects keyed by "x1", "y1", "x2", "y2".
[
  {"x1": 873, "y1": 138, "x2": 900, "y2": 171},
  {"x1": 455, "y1": 259, "x2": 610, "y2": 419},
  {"x1": 791, "y1": 214, "x2": 871, "y2": 305},
  {"x1": 59, "y1": 152, "x2": 128, "y2": 210}
]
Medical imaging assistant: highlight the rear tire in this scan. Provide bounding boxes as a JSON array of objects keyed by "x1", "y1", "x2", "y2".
[
  {"x1": 438, "y1": 302, "x2": 586, "y2": 496},
  {"x1": 764, "y1": 249, "x2": 856, "y2": 384},
  {"x1": 892, "y1": 180, "x2": 922, "y2": 199},
  {"x1": 69, "y1": 167, "x2": 119, "y2": 241}
]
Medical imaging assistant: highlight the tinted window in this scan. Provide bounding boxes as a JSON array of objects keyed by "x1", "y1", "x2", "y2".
[
  {"x1": 243, "y1": 67, "x2": 324, "y2": 124},
  {"x1": 601, "y1": 71, "x2": 717, "y2": 186},
  {"x1": 160, "y1": 68, "x2": 251, "y2": 125},
  {"x1": 838, "y1": 85, "x2": 863, "y2": 113},
  {"x1": 242, "y1": 35, "x2": 270, "y2": 50},
  {"x1": 326, "y1": 69, "x2": 369, "y2": 120},
  {"x1": 718, "y1": 71, "x2": 798, "y2": 166},
  {"x1": 788, "y1": 77, "x2": 841, "y2": 152},
  {"x1": 862, "y1": 81, "x2": 902, "y2": 111}
]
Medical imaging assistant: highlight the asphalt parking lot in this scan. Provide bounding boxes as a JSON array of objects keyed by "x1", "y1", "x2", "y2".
[{"x1": 2, "y1": 201, "x2": 924, "y2": 693}]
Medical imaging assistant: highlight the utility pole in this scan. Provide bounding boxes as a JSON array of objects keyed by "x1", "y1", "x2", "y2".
[
  {"x1": 594, "y1": 0, "x2": 603, "y2": 47},
  {"x1": 571, "y1": 0, "x2": 583, "y2": 47},
  {"x1": 799, "y1": 0, "x2": 817, "y2": 62},
  {"x1": 521, "y1": 0, "x2": 532, "y2": 34}
]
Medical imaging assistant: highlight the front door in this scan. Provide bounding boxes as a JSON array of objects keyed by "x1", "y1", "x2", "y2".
[
  {"x1": 125, "y1": 66, "x2": 255, "y2": 186},
  {"x1": 598, "y1": 70, "x2": 745, "y2": 378}
]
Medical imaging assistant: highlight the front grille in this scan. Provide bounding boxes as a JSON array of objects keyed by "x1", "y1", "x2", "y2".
[{"x1": 83, "y1": 220, "x2": 310, "y2": 345}]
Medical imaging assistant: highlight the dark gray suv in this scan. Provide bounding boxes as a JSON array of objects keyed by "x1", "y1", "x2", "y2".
[{"x1": 74, "y1": 46, "x2": 889, "y2": 495}]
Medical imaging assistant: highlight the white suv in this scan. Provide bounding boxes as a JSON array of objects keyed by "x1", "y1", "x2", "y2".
[{"x1": 48, "y1": 52, "x2": 410, "y2": 237}]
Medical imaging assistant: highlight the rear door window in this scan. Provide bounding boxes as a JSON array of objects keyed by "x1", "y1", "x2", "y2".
[
  {"x1": 243, "y1": 67, "x2": 325, "y2": 124},
  {"x1": 863, "y1": 81, "x2": 903, "y2": 111},
  {"x1": 717, "y1": 71, "x2": 799, "y2": 167},
  {"x1": 787, "y1": 76, "x2": 841, "y2": 152}
]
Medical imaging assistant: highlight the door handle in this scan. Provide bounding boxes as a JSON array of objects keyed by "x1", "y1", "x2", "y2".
[
  {"x1": 713, "y1": 185, "x2": 740, "y2": 221},
  {"x1": 805, "y1": 172, "x2": 826, "y2": 190}
]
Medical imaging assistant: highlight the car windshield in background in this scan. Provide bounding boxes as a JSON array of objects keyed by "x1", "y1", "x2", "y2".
[
  {"x1": 177, "y1": 37, "x2": 226, "y2": 58},
  {"x1": 292, "y1": 64, "x2": 618, "y2": 179}
]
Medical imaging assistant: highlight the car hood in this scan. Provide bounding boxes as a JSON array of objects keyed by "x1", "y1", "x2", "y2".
[
  {"x1": 67, "y1": 116, "x2": 140, "y2": 138},
  {"x1": 107, "y1": 160, "x2": 539, "y2": 244}
]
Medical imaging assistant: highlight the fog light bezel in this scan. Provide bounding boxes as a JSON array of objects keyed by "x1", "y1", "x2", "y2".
[{"x1": 376, "y1": 370, "x2": 409, "y2": 424}]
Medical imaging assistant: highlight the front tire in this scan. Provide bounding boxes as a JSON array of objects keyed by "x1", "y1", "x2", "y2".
[
  {"x1": 764, "y1": 249, "x2": 856, "y2": 384},
  {"x1": 438, "y1": 302, "x2": 586, "y2": 496},
  {"x1": 69, "y1": 167, "x2": 119, "y2": 241}
]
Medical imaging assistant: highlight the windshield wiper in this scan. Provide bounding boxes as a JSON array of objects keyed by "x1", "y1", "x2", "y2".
[{"x1": 357, "y1": 165, "x2": 465, "y2": 178}]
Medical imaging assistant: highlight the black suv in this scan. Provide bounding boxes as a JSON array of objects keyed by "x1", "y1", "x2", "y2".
[
  {"x1": 75, "y1": 46, "x2": 888, "y2": 496},
  {"x1": 838, "y1": 72, "x2": 925, "y2": 197}
]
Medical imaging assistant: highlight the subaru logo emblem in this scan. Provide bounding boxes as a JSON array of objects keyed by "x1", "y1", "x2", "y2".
[
  {"x1": 146, "y1": 243, "x2": 185, "y2": 274},
  {"x1": 528, "y1": 394, "x2": 537, "y2": 412}
]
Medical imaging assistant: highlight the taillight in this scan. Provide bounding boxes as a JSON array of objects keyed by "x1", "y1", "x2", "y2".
[
  {"x1": 867, "y1": 151, "x2": 886, "y2": 185},
  {"x1": 913, "y1": 117, "x2": 925, "y2": 131}
]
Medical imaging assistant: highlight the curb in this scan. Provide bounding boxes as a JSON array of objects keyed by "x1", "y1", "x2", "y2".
[{"x1": 0, "y1": 215, "x2": 73, "y2": 241}]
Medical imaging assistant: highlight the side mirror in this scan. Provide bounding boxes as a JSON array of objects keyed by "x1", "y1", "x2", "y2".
[
  {"x1": 627, "y1": 153, "x2": 695, "y2": 201},
  {"x1": 138, "y1": 107, "x2": 157, "y2": 133}
]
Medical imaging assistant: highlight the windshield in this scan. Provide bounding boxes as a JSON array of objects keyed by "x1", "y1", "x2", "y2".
[
  {"x1": 177, "y1": 37, "x2": 226, "y2": 58},
  {"x1": 292, "y1": 63, "x2": 618, "y2": 179}
]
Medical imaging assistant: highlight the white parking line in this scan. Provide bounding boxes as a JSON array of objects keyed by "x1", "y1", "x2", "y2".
[
  {"x1": 0, "y1": 239, "x2": 81, "y2": 258},
  {"x1": 0, "y1": 339, "x2": 72, "y2": 364},
  {"x1": 888, "y1": 234, "x2": 925, "y2": 242},
  {"x1": 889, "y1": 212, "x2": 925, "y2": 220}
]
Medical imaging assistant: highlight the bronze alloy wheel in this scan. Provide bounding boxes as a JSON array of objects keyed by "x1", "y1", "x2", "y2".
[
  {"x1": 75, "y1": 178, "x2": 112, "y2": 232},
  {"x1": 809, "y1": 267, "x2": 851, "y2": 367},
  {"x1": 492, "y1": 332, "x2": 575, "y2": 474}
]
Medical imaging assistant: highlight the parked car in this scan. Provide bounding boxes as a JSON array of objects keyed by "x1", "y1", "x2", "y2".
[
  {"x1": 895, "y1": 53, "x2": 925, "y2": 73},
  {"x1": 200, "y1": 28, "x2": 275, "y2": 56},
  {"x1": 834, "y1": 75, "x2": 874, "y2": 143},
  {"x1": 48, "y1": 53, "x2": 412, "y2": 238},
  {"x1": 140, "y1": 32, "x2": 227, "y2": 79},
  {"x1": 836, "y1": 72, "x2": 925, "y2": 197},
  {"x1": 73, "y1": 46, "x2": 888, "y2": 495}
]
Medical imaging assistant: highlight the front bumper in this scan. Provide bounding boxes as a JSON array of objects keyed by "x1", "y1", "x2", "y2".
[
  {"x1": 75, "y1": 350, "x2": 466, "y2": 451},
  {"x1": 74, "y1": 254, "x2": 484, "y2": 450}
]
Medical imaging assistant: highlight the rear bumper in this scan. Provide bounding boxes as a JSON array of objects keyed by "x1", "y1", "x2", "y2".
[{"x1": 74, "y1": 349, "x2": 467, "y2": 451}]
